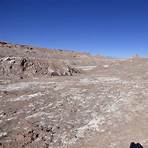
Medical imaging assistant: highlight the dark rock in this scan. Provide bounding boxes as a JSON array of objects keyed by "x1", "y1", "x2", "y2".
[{"x1": 130, "y1": 142, "x2": 143, "y2": 148}]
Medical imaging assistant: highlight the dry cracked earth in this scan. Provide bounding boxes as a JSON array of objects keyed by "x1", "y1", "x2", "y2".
[{"x1": 0, "y1": 41, "x2": 148, "y2": 148}]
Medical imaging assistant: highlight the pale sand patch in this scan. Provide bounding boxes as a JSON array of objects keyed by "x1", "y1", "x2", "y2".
[
  {"x1": 76, "y1": 115, "x2": 105, "y2": 138},
  {"x1": 25, "y1": 111, "x2": 53, "y2": 119},
  {"x1": 9, "y1": 92, "x2": 43, "y2": 102},
  {"x1": 0, "y1": 81, "x2": 55, "y2": 91}
]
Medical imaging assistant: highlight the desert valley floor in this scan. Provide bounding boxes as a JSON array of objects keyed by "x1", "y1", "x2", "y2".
[{"x1": 0, "y1": 42, "x2": 148, "y2": 148}]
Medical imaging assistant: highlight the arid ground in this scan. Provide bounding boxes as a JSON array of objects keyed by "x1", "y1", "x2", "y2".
[{"x1": 0, "y1": 42, "x2": 148, "y2": 148}]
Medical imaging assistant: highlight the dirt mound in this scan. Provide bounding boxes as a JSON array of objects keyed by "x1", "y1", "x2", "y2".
[{"x1": 0, "y1": 57, "x2": 81, "y2": 80}]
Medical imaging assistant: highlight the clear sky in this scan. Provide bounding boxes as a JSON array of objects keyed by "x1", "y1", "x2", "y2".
[{"x1": 0, "y1": 0, "x2": 148, "y2": 58}]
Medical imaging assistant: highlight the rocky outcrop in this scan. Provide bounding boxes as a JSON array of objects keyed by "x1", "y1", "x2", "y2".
[
  {"x1": 130, "y1": 142, "x2": 143, "y2": 148},
  {"x1": 0, "y1": 57, "x2": 81, "y2": 79},
  {"x1": 0, "y1": 41, "x2": 7, "y2": 46}
]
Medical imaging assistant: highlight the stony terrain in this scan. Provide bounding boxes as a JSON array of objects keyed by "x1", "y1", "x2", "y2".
[{"x1": 0, "y1": 41, "x2": 148, "y2": 148}]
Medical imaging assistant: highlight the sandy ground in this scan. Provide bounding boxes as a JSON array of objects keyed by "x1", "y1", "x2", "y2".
[
  {"x1": 0, "y1": 70, "x2": 148, "y2": 148},
  {"x1": 0, "y1": 42, "x2": 148, "y2": 148}
]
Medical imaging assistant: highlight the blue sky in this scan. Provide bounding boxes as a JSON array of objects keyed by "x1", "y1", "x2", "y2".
[{"x1": 0, "y1": 0, "x2": 148, "y2": 57}]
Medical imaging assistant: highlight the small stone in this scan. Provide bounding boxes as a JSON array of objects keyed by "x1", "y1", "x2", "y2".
[{"x1": 0, "y1": 132, "x2": 7, "y2": 138}]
